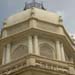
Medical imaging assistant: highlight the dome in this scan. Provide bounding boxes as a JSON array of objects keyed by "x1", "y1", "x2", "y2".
[{"x1": 4, "y1": 8, "x2": 60, "y2": 27}]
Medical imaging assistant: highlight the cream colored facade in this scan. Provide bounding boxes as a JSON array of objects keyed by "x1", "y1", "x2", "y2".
[{"x1": 0, "y1": 7, "x2": 75, "y2": 75}]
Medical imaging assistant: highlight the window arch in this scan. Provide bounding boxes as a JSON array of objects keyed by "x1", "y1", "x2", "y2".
[
  {"x1": 11, "y1": 45, "x2": 28, "y2": 60},
  {"x1": 39, "y1": 43, "x2": 54, "y2": 59}
]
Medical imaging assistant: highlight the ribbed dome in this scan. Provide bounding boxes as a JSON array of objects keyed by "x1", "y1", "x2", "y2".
[{"x1": 4, "y1": 8, "x2": 60, "y2": 27}]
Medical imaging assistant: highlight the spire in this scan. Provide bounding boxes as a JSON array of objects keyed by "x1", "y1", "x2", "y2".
[{"x1": 24, "y1": 0, "x2": 45, "y2": 10}]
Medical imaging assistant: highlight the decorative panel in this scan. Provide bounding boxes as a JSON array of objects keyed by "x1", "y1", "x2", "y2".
[
  {"x1": 11, "y1": 45, "x2": 28, "y2": 60},
  {"x1": 37, "y1": 21, "x2": 58, "y2": 33},
  {"x1": 7, "y1": 21, "x2": 29, "y2": 36}
]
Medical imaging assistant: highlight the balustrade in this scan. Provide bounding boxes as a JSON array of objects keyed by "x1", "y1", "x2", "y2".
[{"x1": 0, "y1": 54, "x2": 74, "y2": 75}]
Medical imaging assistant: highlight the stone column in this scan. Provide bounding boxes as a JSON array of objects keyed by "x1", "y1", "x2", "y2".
[
  {"x1": 61, "y1": 43, "x2": 66, "y2": 61},
  {"x1": 27, "y1": 36, "x2": 36, "y2": 66},
  {"x1": 2, "y1": 46, "x2": 6, "y2": 65},
  {"x1": 28, "y1": 36, "x2": 33, "y2": 54},
  {"x1": 56, "y1": 40, "x2": 61, "y2": 60},
  {"x1": 6, "y1": 44, "x2": 11, "y2": 63},
  {"x1": 2, "y1": 30, "x2": 7, "y2": 38},
  {"x1": 33, "y1": 35, "x2": 39, "y2": 55}
]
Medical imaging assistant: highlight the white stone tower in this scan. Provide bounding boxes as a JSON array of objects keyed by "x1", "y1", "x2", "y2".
[{"x1": 0, "y1": 1, "x2": 75, "y2": 75}]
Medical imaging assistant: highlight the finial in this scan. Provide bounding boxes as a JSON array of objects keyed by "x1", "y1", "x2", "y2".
[
  {"x1": 32, "y1": 0, "x2": 36, "y2": 7},
  {"x1": 59, "y1": 16, "x2": 63, "y2": 25},
  {"x1": 57, "y1": 11, "x2": 63, "y2": 25},
  {"x1": 24, "y1": 2, "x2": 27, "y2": 10},
  {"x1": 41, "y1": 2, "x2": 45, "y2": 10}
]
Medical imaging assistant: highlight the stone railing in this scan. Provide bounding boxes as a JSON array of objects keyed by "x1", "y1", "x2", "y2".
[
  {"x1": 34, "y1": 55, "x2": 74, "y2": 74},
  {"x1": 0, "y1": 55, "x2": 27, "y2": 75},
  {"x1": 0, "y1": 54, "x2": 75, "y2": 75},
  {"x1": 35, "y1": 55, "x2": 75, "y2": 75}
]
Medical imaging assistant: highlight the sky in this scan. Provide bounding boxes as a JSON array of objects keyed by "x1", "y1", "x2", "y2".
[{"x1": 0, "y1": 0, "x2": 75, "y2": 34}]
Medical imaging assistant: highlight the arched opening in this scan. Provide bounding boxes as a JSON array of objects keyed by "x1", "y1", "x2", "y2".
[
  {"x1": 40, "y1": 43, "x2": 54, "y2": 59},
  {"x1": 11, "y1": 45, "x2": 28, "y2": 60}
]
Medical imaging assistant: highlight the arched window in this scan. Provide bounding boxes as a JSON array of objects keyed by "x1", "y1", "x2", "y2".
[
  {"x1": 40, "y1": 43, "x2": 54, "y2": 59},
  {"x1": 11, "y1": 45, "x2": 28, "y2": 60}
]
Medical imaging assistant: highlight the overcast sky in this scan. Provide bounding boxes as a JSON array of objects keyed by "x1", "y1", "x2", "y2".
[{"x1": 0, "y1": 0, "x2": 75, "y2": 34}]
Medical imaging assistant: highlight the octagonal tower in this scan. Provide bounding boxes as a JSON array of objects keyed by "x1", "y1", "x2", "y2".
[{"x1": 0, "y1": 0, "x2": 75, "y2": 75}]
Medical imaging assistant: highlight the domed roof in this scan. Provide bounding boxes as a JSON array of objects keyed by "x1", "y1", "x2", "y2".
[{"x1": 4, "y1": 8, "x2": 60, "y2": 27}]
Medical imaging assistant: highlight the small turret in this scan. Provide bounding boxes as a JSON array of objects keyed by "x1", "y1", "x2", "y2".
[{"x1": 24, "y1": 0, "x2": 45, "y2": 10}]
